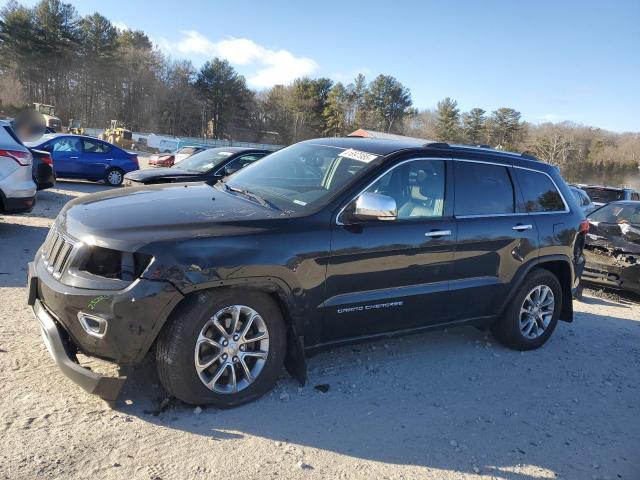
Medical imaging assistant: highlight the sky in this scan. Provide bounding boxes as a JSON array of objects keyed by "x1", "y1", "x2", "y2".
[{"x1": 5, "y1": 0, "x2": 640, "y2": 132}]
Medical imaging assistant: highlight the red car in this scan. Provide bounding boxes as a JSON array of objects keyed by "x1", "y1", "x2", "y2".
[{"x1": 149, "y1": 153, "x2": 175, "y2": 167}]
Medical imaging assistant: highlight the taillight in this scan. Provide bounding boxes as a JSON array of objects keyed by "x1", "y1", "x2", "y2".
[
  {"x1": 579, "y1": 219, "x2": 590, "y2": 233},
  {"x1": 42, "y1": 154, "x2": 53, "y2": 166},
  {"x1": 131, "y1": 154, "x2": 139, "y2": 168},
  {"x1": 0, "y1": 149, "x2": 32, "y2": 166}
]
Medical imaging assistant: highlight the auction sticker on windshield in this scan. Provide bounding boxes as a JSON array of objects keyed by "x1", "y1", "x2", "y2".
[{"x1": 338, "y1": 148, "x2": 378, "y2": 163}]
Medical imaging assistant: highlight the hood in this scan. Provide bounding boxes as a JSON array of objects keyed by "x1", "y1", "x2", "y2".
[
  {"x1": 125, "y1": 167, "x2": 202, "y2": 183},
  {"x1": 586, "y1": 220, "x2": 640, "y2": 254},
  {"x1": 57, "y1": 182, "x2": 287, "y2": 251}
]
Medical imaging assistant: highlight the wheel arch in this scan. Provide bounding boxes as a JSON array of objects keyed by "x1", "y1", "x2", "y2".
[
  {"x1": 159, "y1": 278, "x2": 307, "y2": 385},
  {"x1": 500, "y1": 255, "x2": 574, "y2": 323}
]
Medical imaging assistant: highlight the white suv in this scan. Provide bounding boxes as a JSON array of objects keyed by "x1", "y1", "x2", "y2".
[{"x1": 0, "y1": 120, "x2": 36, "y2": 214}]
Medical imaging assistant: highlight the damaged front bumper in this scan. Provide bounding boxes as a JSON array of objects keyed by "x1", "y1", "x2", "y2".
[
  {"x1": 582, "y1": 245, "x2": 640, "y2": 295},
  {"x1": 31, "y1": 298, "x2": 126, "y2": 402},
  {"x1": 27, "y1": 259, "x2": 183, "y2": 402}
]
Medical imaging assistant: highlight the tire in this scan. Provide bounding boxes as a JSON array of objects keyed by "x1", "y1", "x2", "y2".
[
  {"x1": 156, "y1": 289, "x2": 286, "y2": 407},
  {"x1": 105, "y1": 168, "x2": 124, "y2": 186},
  {"x1": 491, "y1": 269, "x2": 562, "y2": 350}
]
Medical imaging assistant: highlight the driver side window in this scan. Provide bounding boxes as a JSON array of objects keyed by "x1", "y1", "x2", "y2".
[
  {"x1": 365, "y1": 159, "x2": 446, "y2": 220},
  {"x1": 51, "y1": 137, "x2": 81, "y2": 152}
]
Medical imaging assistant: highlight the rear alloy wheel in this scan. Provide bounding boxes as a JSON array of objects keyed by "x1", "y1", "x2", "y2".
[
  {"x1": 105, "y1": 168, "x2": 124, "y2": 186},
  {"x1": 156, "y1": 290, "x2": 286, "y2": 407},
  {"x1": 519, "y1": 285, "x2": 555, "y2": 339},
  {"x1": 491, "y1": 269, "x2": 562, "y2": 350}
]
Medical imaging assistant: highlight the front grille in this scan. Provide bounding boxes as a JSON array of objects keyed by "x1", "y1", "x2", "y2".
[{"x1": 41, "y1": 227, "x2": 75, "y2": 278}]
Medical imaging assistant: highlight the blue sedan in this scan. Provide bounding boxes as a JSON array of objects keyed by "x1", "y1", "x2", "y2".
[{"x1": 26, "y1": 134, "x2": 139, "y2": 186}]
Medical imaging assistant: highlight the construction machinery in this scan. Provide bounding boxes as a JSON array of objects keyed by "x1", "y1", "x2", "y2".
[
  {"x1": 67, "y1": 119, "x2": 84, "y2": 135},
  {"x1": 32, "y1": 103, "x2": 62, "y2": 131},
  {"x1": 100, "y1": 120, "x2": 134, "y2": 149}
]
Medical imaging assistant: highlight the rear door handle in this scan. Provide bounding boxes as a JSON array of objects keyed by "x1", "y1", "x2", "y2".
[
  {"x1": 69, "y1": 156, "x2": 79, "y2": 159},
  {"x1": 512, "y1": 224, "x2": 533, "y2": 231},
  {"x1": 425, "y1": 229, "x2": 452, "y2": 238}
]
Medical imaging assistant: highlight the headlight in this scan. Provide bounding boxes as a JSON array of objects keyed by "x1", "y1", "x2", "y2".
[{"x1": 81, "y1": 247, "x2": 152, "y2": 281}]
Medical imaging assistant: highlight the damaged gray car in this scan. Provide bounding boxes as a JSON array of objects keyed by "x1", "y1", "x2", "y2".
[{"x1": 582, "y1": 201, "x2": 640, "y2": 296}]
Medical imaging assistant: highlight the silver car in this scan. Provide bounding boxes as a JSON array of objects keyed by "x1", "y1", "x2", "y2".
[
  {"x1": 0, "y1": 120, "x2": 36, "y2": 214},
  {"x1": 570, "y1": 185, "x2": 596, "y2": 215}
]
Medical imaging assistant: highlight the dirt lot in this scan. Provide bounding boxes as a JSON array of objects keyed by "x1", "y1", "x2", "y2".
[{"x1": 1, "y1": 178, "x2": 639, "y2": 480}]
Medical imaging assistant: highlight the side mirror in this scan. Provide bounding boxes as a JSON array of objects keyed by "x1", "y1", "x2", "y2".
[{"x1": 341, "y1": 192, "x2": 397, "y2": 224}]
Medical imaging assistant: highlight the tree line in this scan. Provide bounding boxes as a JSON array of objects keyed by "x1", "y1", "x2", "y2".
[
  {"x1": 407, "y1": 97, "x2": 640, "y2": 180},
  {"x1": 1, "y1": 0, "x2": 638, "y2": 180}
]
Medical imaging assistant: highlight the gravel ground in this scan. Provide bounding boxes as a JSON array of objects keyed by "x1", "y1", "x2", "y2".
[{"x1": 1, "y1": 177, "x2": 639, "y2": 480}]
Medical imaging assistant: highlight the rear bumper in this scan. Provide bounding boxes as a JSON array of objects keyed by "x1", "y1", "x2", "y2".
[
  {"x1": 33, "y1": 164, "x2": 56, "y2": 190},
  {"x1": 0, "y1": 191, "x2": 36, "y2": 213},
  {"x1": 31, "y1": 298, "x2": 126, "y2": 402}
]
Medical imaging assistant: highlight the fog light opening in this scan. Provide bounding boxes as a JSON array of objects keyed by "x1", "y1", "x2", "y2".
[{"x1": 78, "y1": 312, "x2": 108, "y2": 338}]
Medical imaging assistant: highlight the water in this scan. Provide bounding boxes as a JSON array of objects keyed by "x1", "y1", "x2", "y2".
[{"x1": 563, "y1": 165, "x2": 640, "y2": 190}]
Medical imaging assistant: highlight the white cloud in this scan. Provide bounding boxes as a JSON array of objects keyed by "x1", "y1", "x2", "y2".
[{"x1": 160, "y1": 31, "x2": 318, "y2": 88}]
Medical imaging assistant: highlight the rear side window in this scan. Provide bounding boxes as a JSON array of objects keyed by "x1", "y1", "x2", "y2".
[
  {"x1": 515, "y1": 169, "x2": 566, "y2": 212},
  {"x1": 454, "y1": 161, "x2": 514, "y2": 216},
  {"x1": 83, "y1": 139, "x2": 111, "y2": 153}
]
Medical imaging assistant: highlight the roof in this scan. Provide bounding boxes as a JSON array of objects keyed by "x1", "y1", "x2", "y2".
[
  {"x1": 304, "y1": 135, "x2": 541, "y2": 165},
  {"x1": 303, "y1": 136, "x2": 436, "y2": 156},
  {"x1": 348, "y1": 129, "x2": 438, "y2": 144}
]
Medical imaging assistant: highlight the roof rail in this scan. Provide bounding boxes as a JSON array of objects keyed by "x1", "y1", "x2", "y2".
[{"x1": 425, "y1": 142, "x2": 450, "y2": 148}]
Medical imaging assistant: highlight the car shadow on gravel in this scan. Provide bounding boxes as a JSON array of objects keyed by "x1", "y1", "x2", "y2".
[
  {"x1": 0, "y1": 223, "x2": 49, "y2": 287},
  {"x1": 116, "y1": 312, "x2": 640, "y2": 480},
  {"x1": 53, "y1": 179, "x2": 117, "y2": 194}
]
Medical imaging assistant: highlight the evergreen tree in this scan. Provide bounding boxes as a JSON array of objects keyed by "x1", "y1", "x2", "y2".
[
  {"x1": 323, "y1": 82, "x2": 348, "y2": 136},
  {"x1": 434, "y1": 97, "x2": 461, "y2": 142},
  {"x1": 488, "y1": 107, "x2": 524, "y2": 149},
  {"x1": 462, "y1": 107, "x2": 486, "y2": 144},
  {"x1": 363, "y1": 74, "x2": 412, "y2": 133}
]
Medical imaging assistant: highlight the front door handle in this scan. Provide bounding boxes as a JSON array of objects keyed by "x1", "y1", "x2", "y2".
[
  {"x1": 69, "y1": 156, "x2": 79, "y2": 159},
  {"x1": 512, "y1": 224, "x2": 533, "y2": 231},
  {"x1": 425, "y1": 229, "x2": 452, "y2": 238}
]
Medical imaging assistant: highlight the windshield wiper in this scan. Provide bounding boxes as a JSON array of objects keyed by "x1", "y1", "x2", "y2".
[{"x1": 223, "y1": 183, "x2": 281, "y2": 211}]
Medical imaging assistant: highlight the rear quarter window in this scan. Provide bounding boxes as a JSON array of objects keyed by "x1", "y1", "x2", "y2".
[
  {"x1": 515, "y1": 169, "x2": 566, "y2": 212},
  {"x1": 454, "y1": 161, "x2": 515, "y2": 216}
]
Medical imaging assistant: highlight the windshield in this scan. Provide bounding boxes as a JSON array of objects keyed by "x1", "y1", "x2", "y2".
[
  {"x1": 584, "y1": 187, "x2": 625, "y2": 203},
  {"x1": 176, "y1": 148, "x2": 234, "y2": 173},
  {"x1": 222, "y1": 142, "x2": 381, "y2": 212},
  {"x1": 589, "y1": 203, "x2": 640, "y2": 228},
  {"x1": 177, "y1": 147, "x2": 198, "y2": 155}
]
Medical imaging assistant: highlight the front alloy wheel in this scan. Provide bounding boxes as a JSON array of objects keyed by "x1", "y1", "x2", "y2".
[
  {"x1": 156, "y1": 290, "x2": 286, "y2": 407},
  {"x1": 195, "y1": 305, "x2": 269, "y2": 394}
]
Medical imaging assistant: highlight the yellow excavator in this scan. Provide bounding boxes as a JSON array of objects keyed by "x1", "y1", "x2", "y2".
[
  {"x1": 99, "y1": 120, "x2": 134, "y2": 149},
  {"x1": 67, "y1": 119, "x2": 84, "y2": 135}
]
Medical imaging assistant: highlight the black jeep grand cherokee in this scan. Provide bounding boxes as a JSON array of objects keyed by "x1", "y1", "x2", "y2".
[{"x1": 27, "y1": 136, "x2": 587, "y2": 407}]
